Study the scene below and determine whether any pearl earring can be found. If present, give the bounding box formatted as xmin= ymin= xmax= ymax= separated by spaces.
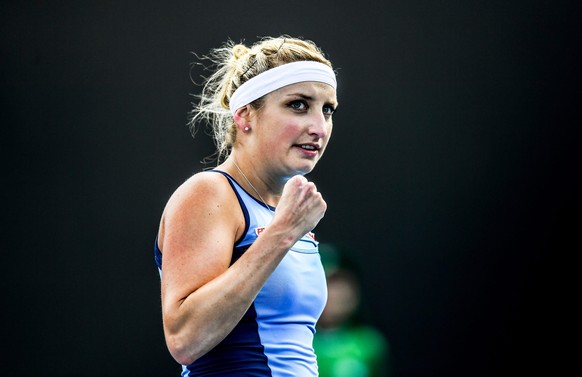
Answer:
xmin=244 ymin=127 xmax=250 ymax=132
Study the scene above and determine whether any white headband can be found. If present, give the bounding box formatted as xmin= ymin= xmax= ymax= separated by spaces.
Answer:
xmin=229 ymin=61 xmax=337 ymax=115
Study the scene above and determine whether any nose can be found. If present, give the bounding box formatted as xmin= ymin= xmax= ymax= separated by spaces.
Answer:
xmin=308 ymin=111 xmax=330 ymax=139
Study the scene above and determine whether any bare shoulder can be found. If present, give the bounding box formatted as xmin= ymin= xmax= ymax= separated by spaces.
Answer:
xmin=167 ymin=171 xmax=232 ymax=209
xmin=164 ymin=171 xmax=236 ymax=213
xmin=159 ymin=171 xmax=242 ymax=251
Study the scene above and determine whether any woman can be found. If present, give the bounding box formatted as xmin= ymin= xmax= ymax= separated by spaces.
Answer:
xmin=154 ymin=35 xmax=339 ymax=376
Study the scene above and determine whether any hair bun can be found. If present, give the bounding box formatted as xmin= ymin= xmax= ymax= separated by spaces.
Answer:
xmin=232 ymin=44 xmax=249 ymax=60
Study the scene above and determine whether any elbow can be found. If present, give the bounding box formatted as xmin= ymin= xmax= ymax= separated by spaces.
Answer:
xmin=162 ymin=302 xmax=222 ymax=365
xmin=163 ymin=305 xmax=204 ymax=365
xmin=166 ymin=332 xmax=201 ymax=366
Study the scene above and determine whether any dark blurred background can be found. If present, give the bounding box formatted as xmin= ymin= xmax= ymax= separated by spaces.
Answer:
xmin=1 ymin=1 xmax=578 ymax=376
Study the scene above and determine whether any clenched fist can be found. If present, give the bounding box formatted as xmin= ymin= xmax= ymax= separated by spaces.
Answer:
xmin=272 ymin=175 xmax=327 ymax=243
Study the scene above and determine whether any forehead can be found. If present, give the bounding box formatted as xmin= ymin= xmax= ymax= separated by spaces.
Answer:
xmin=269 ymin=81 xmax=337 ymax=104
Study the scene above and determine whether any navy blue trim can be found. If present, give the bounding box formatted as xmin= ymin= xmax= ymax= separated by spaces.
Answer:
xmin=208 ymin=170 xmax=252 ymax=247
xmin=183 ymin=301 xmax=272 ymax=376
xmin=297 ymin=237 xmax=318 ymax=248
xmin=154 ymin=235 xmax=162 ymax=269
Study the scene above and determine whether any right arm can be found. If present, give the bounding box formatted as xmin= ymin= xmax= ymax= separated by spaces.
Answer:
xmin=158 ymin=173 xmax=326 ymax=365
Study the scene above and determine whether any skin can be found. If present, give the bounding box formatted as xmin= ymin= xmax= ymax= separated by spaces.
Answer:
xmin=157 ymin=81 xmax=338 ymax=365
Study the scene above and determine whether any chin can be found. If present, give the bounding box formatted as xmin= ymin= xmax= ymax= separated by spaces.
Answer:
xmin=295 ymin=165 xmax=316 ymax=176
xmin=286 ymin=157 xmax=319 ymax=176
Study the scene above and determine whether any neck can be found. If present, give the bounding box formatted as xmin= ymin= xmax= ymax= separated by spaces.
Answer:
xmin=227 ymin=157 xmax=280 ymax=208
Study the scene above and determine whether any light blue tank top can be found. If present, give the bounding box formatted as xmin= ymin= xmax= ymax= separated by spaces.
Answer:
xmin=155 ymin=170 xmax=327 ymax=376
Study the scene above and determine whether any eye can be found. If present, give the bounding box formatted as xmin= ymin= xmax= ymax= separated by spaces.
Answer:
xmin=323 ymin=104 xmax=336 ymax=116
xmin=288 ymin=100 xmax=308 ymax=111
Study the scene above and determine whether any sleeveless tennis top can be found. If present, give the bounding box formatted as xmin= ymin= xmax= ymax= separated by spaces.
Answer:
xmin=154 ymin=170 xmax=327 ymax=376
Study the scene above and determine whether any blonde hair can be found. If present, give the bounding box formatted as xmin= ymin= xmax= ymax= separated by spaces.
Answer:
xmin=188 ymin=35 xmax=334 ymax=164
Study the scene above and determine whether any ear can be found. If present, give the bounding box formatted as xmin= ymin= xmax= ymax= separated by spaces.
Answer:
xmin=233 ymin=105 xmax=252 ymax=133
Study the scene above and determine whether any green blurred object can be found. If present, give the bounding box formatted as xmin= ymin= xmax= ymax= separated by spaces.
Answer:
xmin=314 ymin=325 xmax=391 ymax=377
xmin=315 ymin=243 xmax=392 ymax=377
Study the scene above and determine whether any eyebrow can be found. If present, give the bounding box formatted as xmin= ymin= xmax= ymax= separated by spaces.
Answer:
xmin=286 ymin=93 xmax=338 ymax=106
xmin=286 ymin=93 xmax=314 ymax=100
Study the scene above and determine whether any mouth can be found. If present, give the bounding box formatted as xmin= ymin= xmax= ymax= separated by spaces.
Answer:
xmin=296 ymin=143 xmax=320 ymax=151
